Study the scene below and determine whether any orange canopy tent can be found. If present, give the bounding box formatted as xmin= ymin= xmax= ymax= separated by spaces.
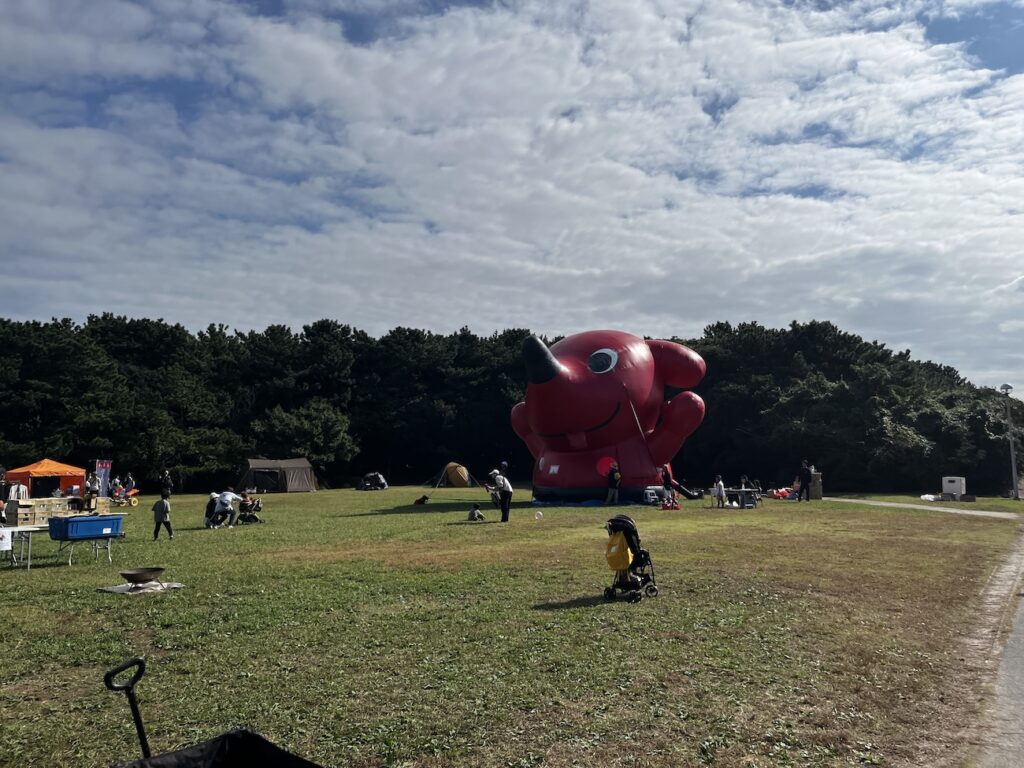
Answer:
xmin=6 ymin=458 xmax=87 ymax=498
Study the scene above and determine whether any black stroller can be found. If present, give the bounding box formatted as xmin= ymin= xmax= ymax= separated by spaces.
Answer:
xmin=603 ymin=514 xmax=658 ymax=603
xmin=237 ymin=496 xmax=264 ymax=524
xmin=105 ymin=658 xmax=322 ymax=767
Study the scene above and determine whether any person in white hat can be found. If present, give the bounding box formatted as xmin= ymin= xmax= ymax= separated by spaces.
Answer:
xmin=486 ymin=468 xmax=514 ymax=523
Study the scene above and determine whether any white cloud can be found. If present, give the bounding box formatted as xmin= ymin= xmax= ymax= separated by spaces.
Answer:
xmin=0 ymin=0 xmax=1021 ymax=388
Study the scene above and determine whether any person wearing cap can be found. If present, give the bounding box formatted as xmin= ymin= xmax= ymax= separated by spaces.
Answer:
xmin=485 ymin=468 xmax=514 ymax=523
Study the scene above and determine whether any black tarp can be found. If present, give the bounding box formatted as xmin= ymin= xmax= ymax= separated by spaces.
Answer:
xmin=114 ymin=729 xmax=323 ymax=768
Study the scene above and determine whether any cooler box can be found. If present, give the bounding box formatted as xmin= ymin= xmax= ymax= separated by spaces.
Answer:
xmin=48 ymin=514 xmax=124 ymax=541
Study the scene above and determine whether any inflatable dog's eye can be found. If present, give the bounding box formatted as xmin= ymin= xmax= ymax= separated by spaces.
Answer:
xmin=587 ymin=348 xmax=618 ymax=374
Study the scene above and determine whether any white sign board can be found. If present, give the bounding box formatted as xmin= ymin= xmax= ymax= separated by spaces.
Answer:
xmin=0 ymin=528 xmax=12 ymax=552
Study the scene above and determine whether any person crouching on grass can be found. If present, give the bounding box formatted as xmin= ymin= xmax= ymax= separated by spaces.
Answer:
xmin=204 ymin=492 xmax=218 ymax=528
xmin=153 ymin=491 xmax=173 ymax=540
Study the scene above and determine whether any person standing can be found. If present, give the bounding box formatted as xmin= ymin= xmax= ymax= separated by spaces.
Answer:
xmin=605 ymin=463 xmax=621 ymax=505
xmin=798 ymin=460 xmax=813 ymax=502
xmin=487 ymin=469 xmax=513 ymax=523
xmin=714 ymin=474 xmax=726 ymax=508
xmin=85 ymin=471 xmax=100 ymax=511
xmin=661 ymin=464 xmax=681 ymax=505
xmin=124 ymin=472 xmax=135 ymax=493
xmin=160 ymin=470 xmax=174 ymax=498
xmin=152 ymin=491 xmax=173 ymax=540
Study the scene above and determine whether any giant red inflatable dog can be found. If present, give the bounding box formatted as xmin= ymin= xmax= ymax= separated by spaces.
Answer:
xmin=512 ymin=330 xmax=706 ymax=502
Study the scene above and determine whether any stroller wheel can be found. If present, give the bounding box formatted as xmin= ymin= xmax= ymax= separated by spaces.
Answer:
xmin=603 ymin=587 xmax=616 ymax=601
xmin=644 ymin=584 xmax=659 ymax=598
xmin=627 ymin=591 xmax=643 ymax=604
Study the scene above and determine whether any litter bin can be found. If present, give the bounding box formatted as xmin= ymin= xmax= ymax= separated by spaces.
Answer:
xmin=810 ymin=472 xmax=823 ymax=500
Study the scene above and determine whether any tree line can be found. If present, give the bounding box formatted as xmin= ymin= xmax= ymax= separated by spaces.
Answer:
xmin=0 ymin=315 xmax=1019 ymax=495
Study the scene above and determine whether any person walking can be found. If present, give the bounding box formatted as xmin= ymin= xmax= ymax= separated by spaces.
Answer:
xmin=486 ymin=469 xmax=513 ymax=523
xmin=798 ymin=460 xmax=813 ymax=502
xmin=152 ymin=491 xmax=173 ymax=540
xmin=605 ymin=463 xmax=621 ymax=505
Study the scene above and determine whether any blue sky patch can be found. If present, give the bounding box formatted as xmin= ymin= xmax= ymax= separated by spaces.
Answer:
xmin=925 ymin=2 xmax=1024 ymax=75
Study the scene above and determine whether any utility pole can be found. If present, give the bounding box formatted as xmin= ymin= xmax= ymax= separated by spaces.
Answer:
xmin=1000 ymin=384 xmax=1020 ymax=501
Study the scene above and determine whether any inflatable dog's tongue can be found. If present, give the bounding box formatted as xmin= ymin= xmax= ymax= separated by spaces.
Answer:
xmin=511 ymin=330 xmax=705 ymax=503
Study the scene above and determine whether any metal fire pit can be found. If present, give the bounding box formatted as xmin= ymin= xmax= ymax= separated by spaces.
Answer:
xmin=120 ymin=568 xmax=166 ymax=589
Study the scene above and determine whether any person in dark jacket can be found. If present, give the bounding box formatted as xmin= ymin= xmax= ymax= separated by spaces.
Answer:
xmin=605 ymin=463 xmax=621 ymax=505
xmin=798 ymin=460 xmax=812 ymax=502
xmin=204 ymin=493 xmax=219 ymax=528
xmin=160 ymin=470 xmax=174 ymax=498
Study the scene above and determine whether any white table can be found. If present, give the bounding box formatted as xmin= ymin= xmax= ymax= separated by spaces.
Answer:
xmin=1 ymin=525 xmax=48 ymax=570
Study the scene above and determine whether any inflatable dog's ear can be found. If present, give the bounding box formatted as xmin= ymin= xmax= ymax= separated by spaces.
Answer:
xmin=646 ymin=339 xmax=705 ymax=396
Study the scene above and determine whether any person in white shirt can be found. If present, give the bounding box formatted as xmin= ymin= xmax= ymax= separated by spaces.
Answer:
xmin=215 ymin=488 xmax=243 ymax=528
xmin=84 ymin=472 xmax=100 ymax=510
xmin=713 ymin=474 xmax=726 ymax=509
xmin=486 ymin=469 xmax=513 ymax=523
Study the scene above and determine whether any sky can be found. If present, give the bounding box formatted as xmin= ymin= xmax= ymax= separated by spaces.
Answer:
xmin=1 ymin=0 xmax=1022 ymax=393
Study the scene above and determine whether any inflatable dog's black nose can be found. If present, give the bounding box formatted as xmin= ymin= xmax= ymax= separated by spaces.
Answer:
xmin=523 ymin=335 xmax=561 ymax=385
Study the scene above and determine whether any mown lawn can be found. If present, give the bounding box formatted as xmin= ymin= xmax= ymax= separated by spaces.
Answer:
xmin=1 ymin=490 xmax=1019 ymax=767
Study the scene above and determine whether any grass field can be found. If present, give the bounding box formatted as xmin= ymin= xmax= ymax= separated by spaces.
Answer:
xmin=2 ymin=490 xmax=1020 ymax=767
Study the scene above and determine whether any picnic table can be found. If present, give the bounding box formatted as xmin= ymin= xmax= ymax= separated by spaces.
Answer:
xmin=1 ymin=524 xmax=49 ymax=570
xmin=724 ymin=487 xmax=760 ymax=508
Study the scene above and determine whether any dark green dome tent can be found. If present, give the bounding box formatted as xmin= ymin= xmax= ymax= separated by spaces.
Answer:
xmin=237 ymin=458 xmax=318 ymax=493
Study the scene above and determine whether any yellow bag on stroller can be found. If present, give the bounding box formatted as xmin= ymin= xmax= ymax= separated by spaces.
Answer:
xmin=605 ymin=531 xmax=633 ymax=571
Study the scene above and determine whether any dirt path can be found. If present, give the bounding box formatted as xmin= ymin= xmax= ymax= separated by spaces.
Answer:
xmin=970 ymin=533 xmax=1024 ymax=767
xmin=824 ymin=496 xmax=1019 ymax=520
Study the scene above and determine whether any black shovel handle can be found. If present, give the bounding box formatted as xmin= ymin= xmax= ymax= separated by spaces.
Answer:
xmin=105 ymin=658 xmax=151 ymax=758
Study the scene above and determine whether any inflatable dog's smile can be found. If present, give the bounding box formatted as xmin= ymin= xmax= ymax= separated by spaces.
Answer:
xmin=512 ymin=330 xmax=706 ymax=502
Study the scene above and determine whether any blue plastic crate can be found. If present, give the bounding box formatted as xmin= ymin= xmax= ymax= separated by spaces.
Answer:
xmin=48 ymin=514 xmax=124 ymax=541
